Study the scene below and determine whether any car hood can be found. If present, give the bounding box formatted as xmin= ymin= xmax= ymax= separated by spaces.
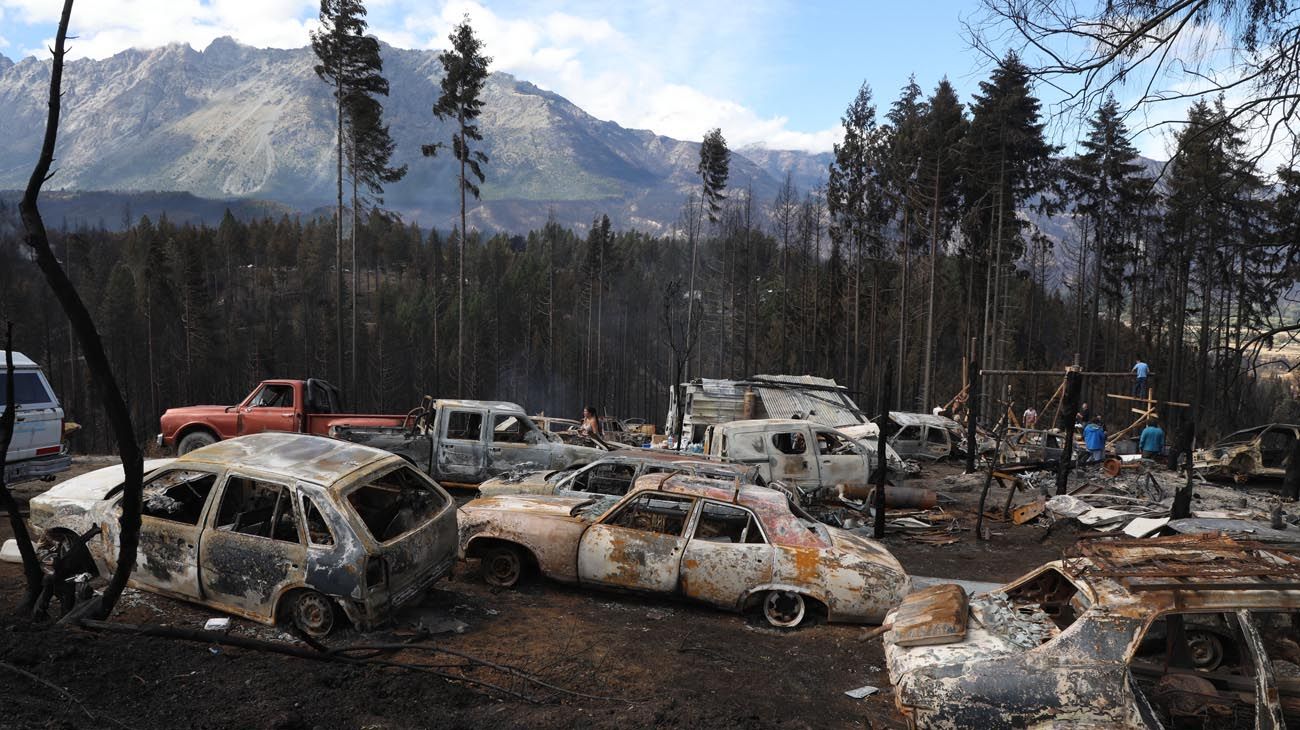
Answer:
xmin=161 ymin=405 xmax=231 ymax=421
xmin=477 ymin=471 xmax=558 ymax=497
xmin=461 ymin=493 xmax=597 ymax=521
xmin=32 ymin=459 xmax=174 ymax=508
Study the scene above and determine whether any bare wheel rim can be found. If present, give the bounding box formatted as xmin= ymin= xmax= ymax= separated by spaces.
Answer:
xmin=1188 ymin=632 xmax=1224 ymax=670
xmin=763 ymin=591 xmax=806 ymax=628
xmin=292 ymin=591 xmax=335 ymax=636
xmin=484 ymin=549 xmax=521 ymax=587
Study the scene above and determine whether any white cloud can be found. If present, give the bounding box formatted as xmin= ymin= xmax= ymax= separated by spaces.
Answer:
xmin=0 ymin=0 xmax=839 ymax=152
xmin=374 ymin=0 xmax=837 ymax=151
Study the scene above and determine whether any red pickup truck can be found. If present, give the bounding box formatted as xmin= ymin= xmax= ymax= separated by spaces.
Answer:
xmin=157 ymin=379 xmax=408 ymax=454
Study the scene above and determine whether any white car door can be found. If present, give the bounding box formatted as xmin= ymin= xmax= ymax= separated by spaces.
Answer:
xmin=3 ymin=366 xmax=62 ymax=463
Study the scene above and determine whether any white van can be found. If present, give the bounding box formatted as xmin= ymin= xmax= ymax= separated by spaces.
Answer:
xmin=2 ymin=351 xmax=71 ymax=484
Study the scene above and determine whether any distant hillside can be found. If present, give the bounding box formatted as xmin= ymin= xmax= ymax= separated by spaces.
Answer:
xmin=0 ymin=39 xmax=827 ymax=234
xmin=0 ymin=190 xmax=293 ymax=231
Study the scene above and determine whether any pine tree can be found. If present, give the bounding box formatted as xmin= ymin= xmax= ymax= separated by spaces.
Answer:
xmin=960 ymin=53 xmax=1056 ymax=389
xmin=918 ymin=78 xmax=966 ymax=409
xmin=423 ymin=15 xmax=490 ymax=395
xmin=311 ymin=0 xmax=377 ymax=387
xmin=1063 ymin=95 xmax=1145 ymax=369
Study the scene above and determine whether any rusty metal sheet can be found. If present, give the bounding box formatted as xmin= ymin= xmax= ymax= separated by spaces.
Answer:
xmin=889 ymin=583 xmax=969 ymax=647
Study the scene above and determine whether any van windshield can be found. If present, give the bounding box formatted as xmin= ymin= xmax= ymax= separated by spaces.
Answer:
xmin=0 ymin=372 xmax=54 ymax=407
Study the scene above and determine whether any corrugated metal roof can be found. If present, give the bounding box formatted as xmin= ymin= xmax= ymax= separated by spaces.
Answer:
xmin=753 ymin=382 xmax=865 ymax=427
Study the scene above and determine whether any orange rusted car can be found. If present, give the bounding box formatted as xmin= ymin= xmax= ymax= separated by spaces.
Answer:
xmin=458 ymin=474 xmax=910 ymax=628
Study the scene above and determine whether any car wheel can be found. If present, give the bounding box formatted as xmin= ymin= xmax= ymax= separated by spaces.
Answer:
xmin=1187 ymin=631 xmax=1225 ymax=671
xmin=177 ymin=431 xmax=217 ymax=455
xmin=287 ymin=590 xmax=336 ymax=637
xmin=762 ymin=590 xmax=806 ymax=628
xmin=481 ymin=544 xmax=524 ymax=588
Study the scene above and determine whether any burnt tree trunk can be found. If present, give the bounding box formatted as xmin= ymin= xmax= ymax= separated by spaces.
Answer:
xmin=1283 ymin=437 xmax=1300 ymax=502
xmin=18 ymin=0 xmax=143 ymax=621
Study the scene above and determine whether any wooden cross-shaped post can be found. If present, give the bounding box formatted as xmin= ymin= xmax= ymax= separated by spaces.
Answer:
xmin=1103 ymin=389 xmax=1189 ymax=445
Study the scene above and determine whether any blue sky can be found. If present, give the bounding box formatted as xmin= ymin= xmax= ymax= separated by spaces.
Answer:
xmin=0 ymin=0 xmax=1009 ymax=153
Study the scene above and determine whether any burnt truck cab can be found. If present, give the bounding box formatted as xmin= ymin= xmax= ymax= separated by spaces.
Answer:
xmin=26 ymin=433 xmax=457 ymax=636
xmin=334 ymin=399 xmax=607 ymax=488
xmin=704 ymin=419 xmax=892 ymax=499
xmin=885 ymin=535 xmax=1300 ymax=729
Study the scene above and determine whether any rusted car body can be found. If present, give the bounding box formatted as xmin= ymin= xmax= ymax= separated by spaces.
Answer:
xmin=477 ymin=453 xmax=760 ymax=499
xmin=1194 ymin=423 xmax=1299 ymax=481
xmin=1001 ymin=427 xmax=1087 ymax=465
xmin=459 ymin=474 xmax=910 ymax=627
xmin=23 ymin=433 xmax=457 ymax=635
xmin=885 ymin=534 xmax=1300 ymax=729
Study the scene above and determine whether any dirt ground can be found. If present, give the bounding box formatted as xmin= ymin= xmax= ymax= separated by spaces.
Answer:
xmin=0 ymin=456 xmax=1242 ymax=729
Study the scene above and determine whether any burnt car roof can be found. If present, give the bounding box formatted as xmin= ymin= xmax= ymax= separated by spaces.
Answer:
xmin=176 ymin=433 xmax=396 ymax=486
xmin=1058 ymin=534 xmax=1300 ymax=617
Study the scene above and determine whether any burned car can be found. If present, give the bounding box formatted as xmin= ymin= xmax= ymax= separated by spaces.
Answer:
xmin=477 ymin=452 xmax=761 ymax=499
xmin=1194 ymin=423 xmax=1299 ymax=481
xmin=20 ymin=433 xmax=457 ymax=636
xmin=885 ymin=534 xmax=1300 ymax=729
xmin=459 ymin=474 xmax=910 ymax=628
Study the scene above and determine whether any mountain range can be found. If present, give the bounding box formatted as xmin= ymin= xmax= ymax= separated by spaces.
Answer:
xmin=0 ymin=38 xmax=832 ymax=233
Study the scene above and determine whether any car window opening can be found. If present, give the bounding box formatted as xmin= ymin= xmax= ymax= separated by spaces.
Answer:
xmin=0 ymin=372 xmax=55 ymax=407
xmin=141 ymin=470 xmax=216 ymax=525
xmin=607 ymin=493 xmax=693 ymax=536
xmin=446 ymin=411 xmax=483 ymax=441
xmin=348 ymin=466 xmax=449 ymax=542
xmin=301 ymin=495 xmax=335 ymax=546
xmin=772 ymin=432 xmax=807 ymax=455
xmin=216 ymin=477 xmax=301 ymax=542
xmin=695 ymin=502 xmax=764 ymax=544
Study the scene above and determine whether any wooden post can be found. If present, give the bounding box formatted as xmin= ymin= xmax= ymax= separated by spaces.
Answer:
xmin=1055 ymin=369 xmax=1081 ymax=495
xmin=965 ymin=343 xmax=980 ymax=475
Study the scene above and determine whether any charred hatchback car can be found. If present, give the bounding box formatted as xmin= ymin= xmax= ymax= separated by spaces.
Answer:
xmin=459 ymin=474 xmax=910 ymax=628
xmin=20 ymin=433 xmax=457 ymax=636
xmin=885 ymin=534 xmax=1300 ymax=729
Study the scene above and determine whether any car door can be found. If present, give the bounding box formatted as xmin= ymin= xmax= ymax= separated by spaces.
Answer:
xmin=2 ymin=367 xmax=60 ymax=462
xmin=199 ymin=473 xmax=307 ymax=620
xmin=923 ymin=426 xmax=951 ymax=459
xmin=577 ymin=491 xmax=695 ymax=594
xmin=435 ymin=408 xmax=486 ymax=483
xmin=764 ymin=427 xmax=822 ymax=490
xmin=813 ymin=428 xmax=869 ymax=488
xmin=890 ymin=425 xmax=925 ymax=459
xmin=129 ymin=467 xmax=220 ymax=599
xmin=486 ymin=412 xmax=555 ymax=472
xmin=1258 ymin=427 xmax=1294 ymax=475
xmin=679 ymin=500 xmax=773 ymax=609
xmin=237 ymin=382 xmax=298 ymax=436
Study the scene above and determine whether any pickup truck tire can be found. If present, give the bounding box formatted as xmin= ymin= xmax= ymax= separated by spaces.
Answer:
xmin=285 ymin=589 xmax=336 ymax=637
xmin=480 ymin=544 xmax=525 ymax=588
xmin=177 ymin=430 xmax=217 ymax=455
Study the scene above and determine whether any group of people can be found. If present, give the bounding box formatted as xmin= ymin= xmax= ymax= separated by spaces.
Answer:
xmin=1014 ymin=357 xmax=1165 ymax=467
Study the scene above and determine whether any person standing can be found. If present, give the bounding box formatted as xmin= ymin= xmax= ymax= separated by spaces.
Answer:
xmin=1022 ymin=406 xmax=1038 ymax=429
xmin=1084 ymin=416 xmax=1106 ymax=465
xmin=1139 ymin=419 xmax=1165 ymax=461
xmin=1077 ymin=402 xmax=1092 ymax=425
xmin=1132 ymin=358 xmax=1150 ymax=397
xmin=580 ymin=406 xmax=603 ymax=438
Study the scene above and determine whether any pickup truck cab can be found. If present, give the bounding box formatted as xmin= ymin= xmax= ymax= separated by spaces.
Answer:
xmin=704 ymin=419 xmax=890 ymax=498
xmin=334 ymin=399 xmax=608 ymax=488
xmin=2 ymin=351 xmax=72 ymax=484
xmin=158 ymin=379 xmax=407 ymax=454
